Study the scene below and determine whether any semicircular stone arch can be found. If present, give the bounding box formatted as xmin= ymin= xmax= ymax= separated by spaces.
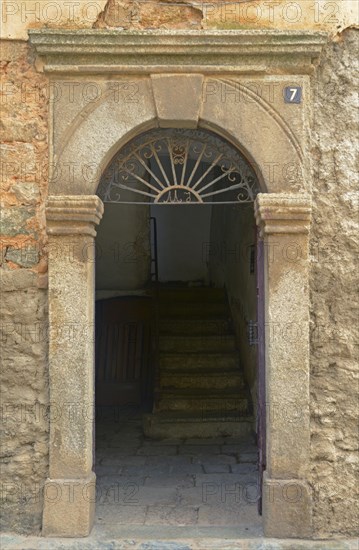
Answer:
xmin=51 ymin=75 xmax=306 ymax=197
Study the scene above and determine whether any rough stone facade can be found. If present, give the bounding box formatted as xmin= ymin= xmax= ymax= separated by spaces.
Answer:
xmin=0 ymin=3 xmax=358 ymax=540
xmin=309 ymin=28 xmax=359 ymax=538
xmin=0 ymin=43 xmax=50 ymax=533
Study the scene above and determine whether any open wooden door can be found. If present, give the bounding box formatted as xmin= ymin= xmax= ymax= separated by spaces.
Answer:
xmin=256 ymin=229 xmax=266 ymax=514
xmin=95 ymin=296 xmax=154 ymax=409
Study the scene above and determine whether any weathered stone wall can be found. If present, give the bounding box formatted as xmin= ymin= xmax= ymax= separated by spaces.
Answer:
xmin=0 ymin=41 xmax=49 ymax=533
xmin=0 ymin=11 xmax=358 ymax=539
xmin=309 ymin=28 xmax=359 ymax=538
xmin=1 ymin=0 xmax=357 ymax=38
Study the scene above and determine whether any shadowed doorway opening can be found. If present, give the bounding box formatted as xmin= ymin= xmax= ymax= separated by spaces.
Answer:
xmin=93 ymin=128 xmax=263 ymax=532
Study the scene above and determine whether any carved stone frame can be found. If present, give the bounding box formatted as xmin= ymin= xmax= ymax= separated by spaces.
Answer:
xmin=29 ymin=30 xmax=326 ymax=538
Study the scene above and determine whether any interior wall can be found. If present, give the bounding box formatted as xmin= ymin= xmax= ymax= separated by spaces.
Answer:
xmin=209 ymin=203 xmax=258 ymax=413
xmin=95 ymin=203 xmax=151 ymax=291
xmin=151 ymin=204 xmax=212 ymax=283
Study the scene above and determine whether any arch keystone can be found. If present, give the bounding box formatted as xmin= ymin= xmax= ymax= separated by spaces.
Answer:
xmin=151 ymin=74 xmax=203 ymax=129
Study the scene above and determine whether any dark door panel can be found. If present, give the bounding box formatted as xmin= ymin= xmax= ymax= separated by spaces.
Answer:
xmin=95 ymin=296 xmax=154 ymax=408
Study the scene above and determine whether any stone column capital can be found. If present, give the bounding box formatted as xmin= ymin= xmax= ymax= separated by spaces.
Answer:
xmin=254 ymin=193 xmax=312 ymax=236
xmin=46 ymin=195 xmax=104 ymax=237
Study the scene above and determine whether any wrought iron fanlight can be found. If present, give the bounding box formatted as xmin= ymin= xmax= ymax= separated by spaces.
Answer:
xmin=97 ymin=129 xmax=260 ymax=205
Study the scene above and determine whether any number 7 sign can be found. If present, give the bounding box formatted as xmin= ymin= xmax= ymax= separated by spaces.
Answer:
xmin=284 ymin=86 xmax=302 ymax=104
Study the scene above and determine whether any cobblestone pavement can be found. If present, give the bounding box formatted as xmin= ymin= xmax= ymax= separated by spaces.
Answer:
xmin=94 ymin=414 xmax=262 ymax=532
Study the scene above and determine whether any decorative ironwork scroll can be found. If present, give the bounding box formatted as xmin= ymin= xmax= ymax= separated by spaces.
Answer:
xmin=97 ymin=129 xmax=260 ymax=205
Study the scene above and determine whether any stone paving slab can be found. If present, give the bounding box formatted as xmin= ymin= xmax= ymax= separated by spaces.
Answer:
xmin=95 ymin=464 xmax=123 ymax=475
xmin=178 ymin=445 xmax=221 ymax=455
xmin=145 ymin=456 xmax=192 ymax=466
xmin=102 ymin=455 xmax=147 ymax=466
xmin=197 ymin=503 xmax=261 ymax=528
xmin=194 ymin=473 xmax=257 ymax=487
xmin=96 ymin=484 xmax=147 ymax=507
xmin=220 ymin=445 xmax=244 ymax=454
xmin=108 ymin=438 xmax=143 ymax=448
xmin=230 ymin=464 xmax=257 ymax=474
xmin=203 ymin=464 xmax=231 ymax=473
xmin=221 ymin=436 xmax=256 ymax=445
xmin=97 ymin=445 xmax=142 ymax=456
xmin=2 ymin=531 xmax=357 ymax=549
xmin=96 ymin=475 xmax=147 ymax=486
xmin=122 ymin=465 xmax=172 ymax=476
xmin=177 ymin=485 xmax=211 ymax=506
xmin=184 ymin=437 xmax=226 ymax=445
xmin=107 ymin=445 xmax=145 ymax=453
xmin=138 ymin=445 xmax=178 ymax=456
xmin=144 ymin=475 xmax=195 ymax=488
xmin=192 ymin=454 xmax=237 ymax=465
xmin=237 ymin=452 xmax=257 ymax=463
xmin=133 ymin=486 xmax=179 ymax=506
xmin=96 ymin=504 xmax=148 ymax=525
xmin=144 ymin=505 xmax=199 ymax=526
xmin=168 ymin=464 xmax=205 ymax=475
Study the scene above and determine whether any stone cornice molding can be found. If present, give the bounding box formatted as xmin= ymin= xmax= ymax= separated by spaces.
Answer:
xmin=28 ymin=29 xmax=327 ymax=75
xmin=46 ymin=195 xmax=104 ymax=236
xmin=255 ymin=193 xmax=312 ymax=235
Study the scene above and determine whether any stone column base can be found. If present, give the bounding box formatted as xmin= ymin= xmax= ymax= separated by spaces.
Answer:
xmin=263 ymin=471 xmax=312 ymax=538
xmin=42 ymin=472 xmax=96 ymax=537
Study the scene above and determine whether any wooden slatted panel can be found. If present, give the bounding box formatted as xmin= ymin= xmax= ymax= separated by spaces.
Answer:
xmin=95 ymin=297 xmax=154 ymax=407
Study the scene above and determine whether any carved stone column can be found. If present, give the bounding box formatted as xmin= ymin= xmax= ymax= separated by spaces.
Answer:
xmin=254 ymin=193 xmax=312 ymax=538
xmin=42 ymin=196 xmax=103 ymax=537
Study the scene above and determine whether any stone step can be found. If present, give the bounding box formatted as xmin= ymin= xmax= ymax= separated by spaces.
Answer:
xmin=159 ymin=317 xmax=233 ymax=336
xmin=147 ymin=286 xmax=254 ymax=441
xmin=160 ymin=352 xmax=239 ymax=371
xmin=157 ymin=389 xmax=249 ymax=413
xmin=158 ymin=287 xmax=226 ymax=303
xmin=159 ymin=301 xmax=228 ymax=317
xmin=143 ymin=411 xmax=254 ymax=439
xmin=159 ymin=335 xmax=237 ymax=353
xmin=160 ymin=369 xmax=245 ymax=390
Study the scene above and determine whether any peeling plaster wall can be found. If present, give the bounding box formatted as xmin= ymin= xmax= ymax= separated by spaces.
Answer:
xmin=0 ymin=4 xmax=358 ymax=538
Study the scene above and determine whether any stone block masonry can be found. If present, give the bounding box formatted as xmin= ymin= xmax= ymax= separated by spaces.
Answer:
xmin=309 ymin=28 xmax=359 ymax=539
xmin=1 ymin=41 xmax=49 ymax=534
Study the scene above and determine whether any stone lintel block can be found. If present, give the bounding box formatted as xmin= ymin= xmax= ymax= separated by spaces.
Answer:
xmin=255 ymin=193 xmax=312 ymax=235
xmin=46 ymin=195 xmax=104 ymax=236
xmin=28 ymin=30 xmax=327 ymax=76
xmin=151 ymin=74 xmax=203 ymax=129
xmin=42 ymin=472 xmax=96 ymax=537
xmin=263 ymin=472 xmax=312 ymax=538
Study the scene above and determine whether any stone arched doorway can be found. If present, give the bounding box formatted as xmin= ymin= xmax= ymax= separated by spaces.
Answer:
xmin=93 ymin=126 xmax=263 ymax=531
xmin=31 ymin=29 xmax=320 ymax=539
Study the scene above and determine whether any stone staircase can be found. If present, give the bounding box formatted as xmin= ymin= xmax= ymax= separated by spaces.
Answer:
xmin=143 ymin=286 xmax=254 ymax=439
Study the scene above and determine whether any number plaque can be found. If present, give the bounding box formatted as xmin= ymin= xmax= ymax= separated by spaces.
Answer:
xmin=284 ymin=86 xmax=302 ymax=104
